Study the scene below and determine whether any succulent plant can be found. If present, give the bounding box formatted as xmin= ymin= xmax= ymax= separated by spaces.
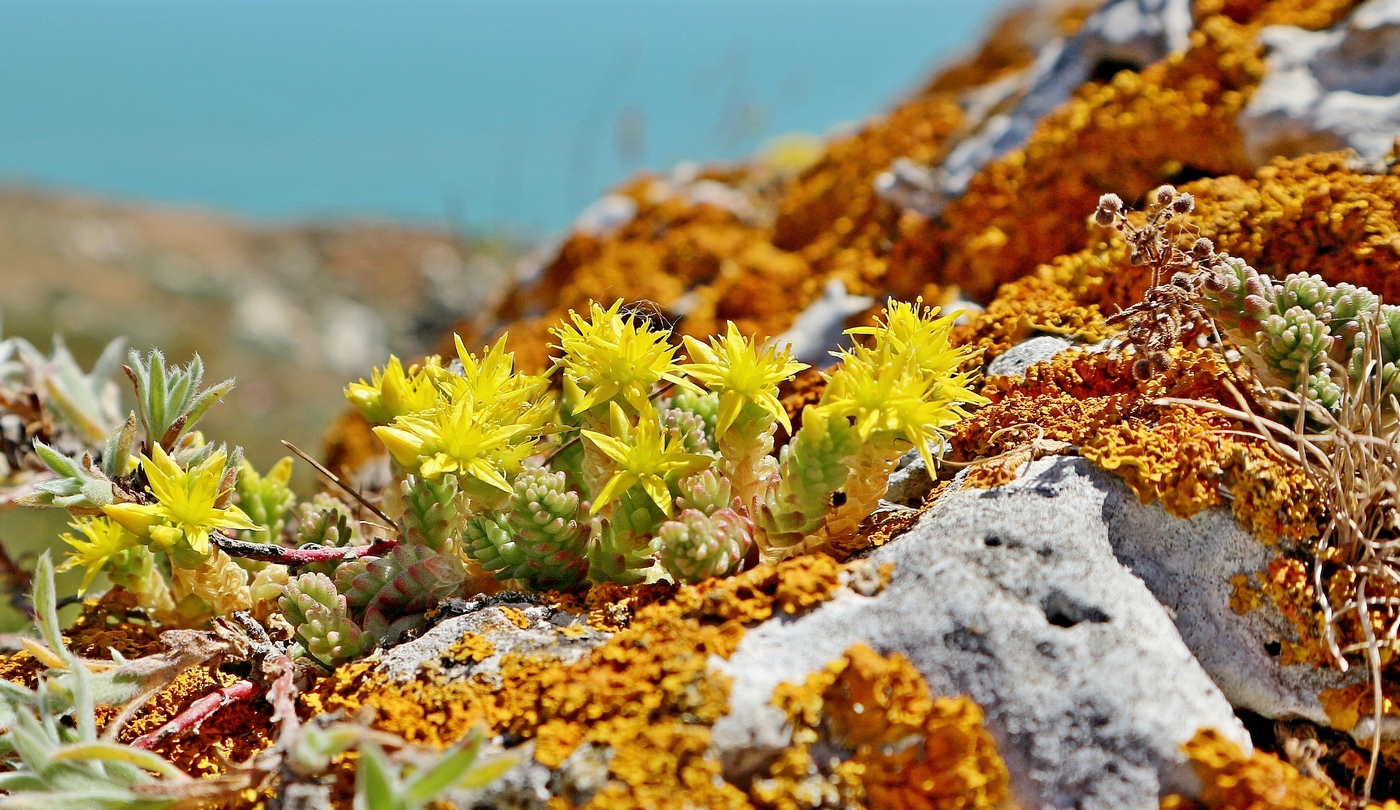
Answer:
xmin=338 ymin=544 xmax=466 ymax=641
xmin=463 ymin=468 xmax=589 ymax=590
xmin=236 ymin=456 xmax=296 ymax=544
xmin=1200 ymin=260 xmax=1400 ymax=418
xmin=0 ymin=554 xmax=192 ymax=809
xmin=354 ymin=728 xmax=512 ymax=810
xmin=675 ymin=468 xmax=733 ymax=516
xmin=296 ymin=495 xmax=359 ymax=549
xmin=755 ymin=406 xmax=860 ymax=557
xmin=124 ymin=348 xmax=234 ymax=450
xmin=281 ymin=572 xmax=370 ymax=666
xmin=658 ymin=507 xmax=753 ymax=584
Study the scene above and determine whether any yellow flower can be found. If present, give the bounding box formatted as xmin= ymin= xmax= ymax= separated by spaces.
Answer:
xmin=820 ymin=306 xmax=988 ymax=473
xmin=682 ymin=322 xmax=808 ymax=437
xmin=375 ymin=396 xmax=535 ymax=493
xmin=552 ymin=300 xmax=697 ymax=415
xmin=445 ymin=333 xmax=555 ymax=432
xmin=821 ymin=355 xmax=985 ymax=472
xmin=59 ymin=517 xmax=140 ymax=593
xmin=582 ymin=402 xmax=712 ymax=517
xmin=102 ymin=444 xmax=258 ymax=567
xmin=845 ymin=297 xmax=967 ymax=376
xmin=345 ymin=355 xmax=443 ymax=425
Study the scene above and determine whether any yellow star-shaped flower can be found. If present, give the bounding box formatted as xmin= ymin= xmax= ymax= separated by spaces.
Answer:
xmin=102 ymin=444 xmax=258 ymax=567
xmin=682 ymin=322 xmax=808 ymax=437
xmin=345 ymin=354 xmax=444 ymax=425
xmin=59 ymin=516 xmax=140 ymax=593
xmin=552 ymin=300 xmax=698 ymax=415
xmin=582 ymin=402 xmax=712 ymax=517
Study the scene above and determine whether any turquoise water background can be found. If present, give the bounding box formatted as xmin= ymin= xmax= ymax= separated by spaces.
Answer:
xmin=0 ymin=0 xmax=999 ymax=234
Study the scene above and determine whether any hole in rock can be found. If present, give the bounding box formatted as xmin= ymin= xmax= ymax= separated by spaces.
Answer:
xmin=1087 ymin=56 xmax=1141 ymax=85
xmin=1042 ymin=590 xmax=1110 ymax=628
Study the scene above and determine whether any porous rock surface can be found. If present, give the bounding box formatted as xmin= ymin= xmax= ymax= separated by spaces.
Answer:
xmin=1242 ymin=0 xmax=1400 ymax=164
xmin=711 ymin=456 xmax=1248 ymax=810
xmin=377 ymin=598 xmax=608 ymax=685
xmin=1102 ymin=468 xmax=1356 ymax=727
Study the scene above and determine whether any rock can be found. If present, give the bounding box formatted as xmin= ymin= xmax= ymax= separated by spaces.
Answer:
xmin=771 ymin=278 xmax=875 ymax=365
xmin=571 ymin=194 xmax=637 ymax=238
xmin=376 ymin=599 xmax=608 ymax=685
xmin=883 ymin=446 xmax=936 ymax=506
xmin=878 ymin=0 xmax=1194 ymax=215
xmin=986 ymin=334 xmax=1076 ymax=378
xmin=712 ymin=456 xmax=1249 ymax=810
xmin=1242 ymin=0 xmax=1400 ymax=165
xmin=1102 ymin=470 xmax=1356 ymax=726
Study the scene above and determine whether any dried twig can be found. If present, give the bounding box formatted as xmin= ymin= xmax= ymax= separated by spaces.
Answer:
xmin=131 ymin=679 xmax=259 ymax=750
xmin=212 ymin=531 xmax=397 ymax=566
xmin=281 ymin=440 xmax=393 ymax=526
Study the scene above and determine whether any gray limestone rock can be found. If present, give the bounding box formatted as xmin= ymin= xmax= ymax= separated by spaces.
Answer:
xmin=1242 ymin=0 xmax=1400 ymax=165
xmin=712 ymin=456 xmax=1248 ymax=810
xmin=883 ymin=446 xmax=937 ymax=507
xmin=771 ymin=278 xmax=875 ymax=365
xmin=1102 ymin=474 xmax=1355 ymax=727
xmin=376 ymin=600 xmax=608 ymax=685
xmin=986 ymin=334 xmax=1076 ymax=378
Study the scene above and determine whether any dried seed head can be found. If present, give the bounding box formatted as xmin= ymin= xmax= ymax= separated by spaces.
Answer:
xmin=1133 ymin=357 xmax=1154 ymax=380
xmin=1192 ymin=237 xmax=1214 ymax=259
xmin=1156 ymin=185 xmax=1177 ymax=205
xmin=1204 ymin=271 xmax=1228 ymax=292
xmin=1094 ymin=193 xmax=1122 ymax=226
xmin=1150 ymin=351 xmax=1172 ymax=374
xmin=1171 ymin=192 xmax=1195 ymax=215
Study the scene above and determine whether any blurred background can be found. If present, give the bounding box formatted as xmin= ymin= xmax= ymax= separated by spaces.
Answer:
xmin=0 ymin=0 xmax=1002 ymax=610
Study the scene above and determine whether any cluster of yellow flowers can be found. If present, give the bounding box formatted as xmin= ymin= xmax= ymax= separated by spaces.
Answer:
xmin=347 ymin=298 xmax=984 ymax=574
xmin=358 ymin=337 xmax=552 ymax=503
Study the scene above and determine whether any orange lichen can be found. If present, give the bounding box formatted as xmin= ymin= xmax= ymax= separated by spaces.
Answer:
xmin=1027 ymin=151 xmax=1400 ymax=319
xmin=1161 ymin=728 xmax=1341 ymax=809
xmin=911 ymin=13 xmax=1266 ymax=300
xmin=446 ymin=632 xmax=496 ymax=665
xmin=951 ymin=347 xmax=1320 ymax=543
xmin=760 ymin=643 xmax=1009 ymax=810
xmin=115 ymin=663 xmax=273 ymax=778
xmin=1229 ymin=573 xmax=1264 ymax=615
xmin=304 ymin=555 xmax=854 ymax=809
xmin=500 ymin=606 xmax=531 ymax=630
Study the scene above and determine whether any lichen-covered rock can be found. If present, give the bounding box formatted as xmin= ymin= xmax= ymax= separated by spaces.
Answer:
xmin=984 ymin=334 xmax=1076 ymax=378
xmin=712 ymin=456 xmax=1251 ymax=810
xmin=879 ymin=0 xmax=1196 ymax=214
xmin=1096 ymin=459 xmax=1357 ymax=725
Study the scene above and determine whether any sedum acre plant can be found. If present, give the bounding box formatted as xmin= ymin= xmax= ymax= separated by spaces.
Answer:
xmin=353 ymin=297 xmax=985 ymax=587
xmin=13 ymin=297 xmax=985 ymax=668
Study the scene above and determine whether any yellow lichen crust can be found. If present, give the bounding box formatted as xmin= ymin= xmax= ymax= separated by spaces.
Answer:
xmin=302 ymin=555 xmax=855 ymax=809
xmin=951 ymin=347 xmax=1320 ymax=544
xmin=1160 ymin=728 xmax=1340 ymax=809
xmin=758 ymin=643 xmax=1010 ymax=810
xmin=919 ymin=14 xmax=1265 ymax=300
